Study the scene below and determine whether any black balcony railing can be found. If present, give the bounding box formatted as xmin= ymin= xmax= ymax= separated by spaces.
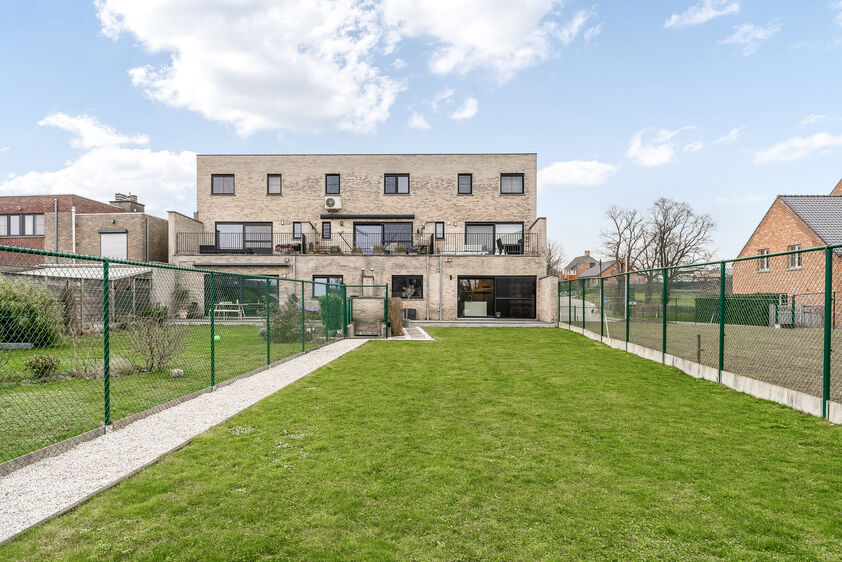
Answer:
xmin=176 ymin=231 xmax=540 ymax=256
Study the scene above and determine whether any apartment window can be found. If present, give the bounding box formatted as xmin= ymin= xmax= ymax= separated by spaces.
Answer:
xmin=465 ymin=222 xmax=524 ymax=254
xmin=500 ymin=173 xmax=524 ymax=194
xmin=392 ymin=275 xmax=424 ymax=299
xmin=384 ymin=173 xmax=410 ymax=195
xmin=215 ymin=222 xmax=272 ymax=253
xmin=435 ymin=222 xmax=445 ymax=240
xmin=757 ymin=249 xmax=770 ymax=272
xmin=293 ymin=222 xmax=302 ymax=239
xmin=788 ymin=244 xmax=802 ymax=269
xmin=325 ymin=174 xmax=340 ymax=195
xmin=0 ymin=214 xmax=44 ymax=236
xmin=353 ymin=222 xmax=412 ymax=254
xmin=313 ymin=275 xmax=343 ymax=297
xmin=322 ymin=221 xmax=331 ymax=240
xmin=267 ymin=174 xmax=282 ymax=195
xmin=211 ymin=174 xmax=235 ymax=195
xmin=100 ymin=230 xmax=128 ymax=260
xmin=458 ymin=174 xmax=472 ymax=195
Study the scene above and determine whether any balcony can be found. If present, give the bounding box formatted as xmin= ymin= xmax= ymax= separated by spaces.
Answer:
xmin=175 ymin=232 xmax=540 ymax=257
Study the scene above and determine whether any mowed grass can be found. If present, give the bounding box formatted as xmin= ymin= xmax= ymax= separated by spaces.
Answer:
xmin=0 ymin=324 xmax=306 ymax=463
xmin=3 ymin=327 xmax=842 ymax=560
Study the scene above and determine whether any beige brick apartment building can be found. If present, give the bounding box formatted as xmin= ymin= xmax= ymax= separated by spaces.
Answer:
xmin=168 ymin=154 xmax=554 ymax=321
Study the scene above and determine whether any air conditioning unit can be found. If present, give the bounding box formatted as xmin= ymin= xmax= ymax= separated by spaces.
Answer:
xmin=324 ymin=196 xmax=341 ymax=210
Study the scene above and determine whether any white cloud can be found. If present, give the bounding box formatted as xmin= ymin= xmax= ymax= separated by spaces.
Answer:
xmin=0 ymin=146 xmax=9 ymax=153
xmin=584 ymin=23 xmax=603 ymax=43
xmin=626 ymin=127 xmax=691 ymax=166
xmin=0 ymin=113 xmax=194 ymax=216
xmin=664 ymin=0 xmax=739 ymax=29
xmin=754 ymin=132 xmax=842 ymax=163
xmin=832 ymin=1 xmax=842 ymax=26
xmin=538 ymin=160 xmax=618 ymax=190
xmin=407 ymin=112 xmax=430 ymax=129
xmin=683 ymin=141 xmax=704 ymax=152
xmin=720 ymin=22 xmax=780 ymax=55
xmin=801 ymin=114 xmax=828 ymax=125
xmin=557 ymin=9 xmax=593 ymax=45
xmin=431 ymin=89 xmax=454 ymax=113
xmin=451 ymin=97 xmax=478 ymax=120
xmin=714 ymin=126 xmax=743 ymax=144
xmin=392 ymin=58 xmax=407 ymax=69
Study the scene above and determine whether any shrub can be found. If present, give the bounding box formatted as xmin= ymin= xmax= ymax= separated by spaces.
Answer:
xmin=26 ymin=355 xmax=60 ymax=381
xmin=126 ymin=309 xmax=186 ymax=372
xmin=268 ymin=294 xmax=302 ymax=343
xmin=317 ymin=293 xmax=344 ymax=334
xmin=0 ymin=278 xmax=63 ymax=347
xmin=389 ymin=297 xmax=404 ymax=337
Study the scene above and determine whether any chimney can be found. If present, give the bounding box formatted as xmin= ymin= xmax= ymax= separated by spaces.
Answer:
xmin=584 ymin=250 xmax=590 ymax=257
xmin=109 ymin=193 xmax=145 ymax=213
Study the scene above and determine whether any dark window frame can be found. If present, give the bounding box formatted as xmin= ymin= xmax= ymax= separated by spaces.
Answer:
xmin=464 ymin=221 xmax=525 ymax=254
xmin=384 ymin=173 xmax=410 ymax=195
xmin=457 ymin=275 xmax=536 ymax=319
xmin=313 ymin=274 xmax=343 ymax=297
xmin=267 ymin=174 xmax=282 ymax=195
xmin=0 ymin=213 xmax=45 ymax=237
xmin=500 ymin=173 xmax=524 ymax=195
xmin=322 ymin=221 xmax=331 ymax=240
xmin=392 ymin=275 xmax=424 ymax=300
xmin=292 ymin=222 xmax=302 ymax=240
xmin=435 ymin=222 xmax=445 ymax=240
xmin=457 ymin=173 xmax=473 ymax=195
xmin=211 ymin=174 xmax=235 ymax=195
xmin=325 ymin=174 xmax=340 ymax=195
xmin=214 ymin=221 xmax=273 ymax=252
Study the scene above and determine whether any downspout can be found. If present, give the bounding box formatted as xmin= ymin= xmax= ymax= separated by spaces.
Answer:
xmin=439 ymin=254 xmax=443 ymax=320
xmin=71 ymin=206 xmax=76 ymax=255
xmin=145 ymin=217 xmax=149 ymax=262
xmin=425 ymin=253 xmax=430 ymax=320
xmin=53 ymin=198 xmax=58 ymax=263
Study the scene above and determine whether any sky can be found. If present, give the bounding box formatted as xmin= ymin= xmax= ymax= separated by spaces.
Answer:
xmin=1 ymin=0 xmax=841 ymax=261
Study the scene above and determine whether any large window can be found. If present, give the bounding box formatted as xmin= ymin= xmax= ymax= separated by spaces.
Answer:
xmin=458 ymin=276 xmax=536 ymax=318
xmin=757 ymin=248 xmax=770 ymax=272
xmin=0 ymin=214 xmax=44 ymax=236
xmin=267 ymin=174 xmax=282 ymax=195
xmin=384 ymin=174 xmax=410 ymax=194
xmin=354 ymin=222 xmax=413 ymax=253
xmin=100 ymin=231 xmax=128 ymax=259
xmin=313 ymin=275 xmax=343 ymax=297
xmin=465 ymin=222 xmax=524 ymax=254
xmin=788 ymin=244 xmax=802 ymax=269
xmin=458 ymin=173 xmax=472 ymax=194
xmin=211 ymin=174 xmax=235 ymax=195
xmin=500 ymin=173 xmax=524 ymax=194
xmin=392 ymin=275 xmax=423 ymax=299
xmin=292 ymin=222 xmax=302 ymax=239
xmin=215 ymin=222 xmax=272 ymax=253
xmin=325 ymin=174 xmax=340 ymax=195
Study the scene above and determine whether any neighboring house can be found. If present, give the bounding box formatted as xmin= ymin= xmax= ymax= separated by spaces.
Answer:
xmin=0 ymin=193 xmax=167 ymax=265
xmin=578 ymin=260 xmax=617 ymax=286
xmin=168 ymin=153 xmax=552 ymax=321
xmin=732 ymin=184 xmax=842 ymax=324
xmin=563 ymin=251 xmax=597 ymax=280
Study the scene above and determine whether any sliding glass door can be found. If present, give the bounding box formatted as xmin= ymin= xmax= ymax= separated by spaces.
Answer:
xmin=464 ymin=223 xmax=524 ymax=255
xmin=458 ymin=276 xmax=536 ymax=318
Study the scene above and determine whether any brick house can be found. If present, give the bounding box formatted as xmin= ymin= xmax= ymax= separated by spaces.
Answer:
xmin=0 ymin=193 xmax=167 ymax=264
xmin=168 ymin=153 xmax=553 ymax=321
xmin=563 ymin=251 xmax=597 ymax=280
xmin=732 ymin=182 xmax=842 ymax=324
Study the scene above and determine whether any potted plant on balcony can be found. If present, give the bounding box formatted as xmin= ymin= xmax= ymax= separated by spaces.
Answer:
xmin=330 ymin=245 xmax=341 ymax=254
xmin=395 ymin=244 xmax=407 ymax=255
xmin=373 ymin=244 xmax=385 ymax=254
xmin=352 ymin=246 xmax=361 ymax=254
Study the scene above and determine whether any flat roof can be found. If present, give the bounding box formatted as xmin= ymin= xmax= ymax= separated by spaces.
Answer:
xmin=196 ymin=152 xmax=537 ymax=157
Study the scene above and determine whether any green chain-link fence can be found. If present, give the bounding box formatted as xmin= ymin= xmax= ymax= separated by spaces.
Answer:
xmin=560 ymin=245 xmax=842 ymax=420
xmin=0 ymin=244 xmax=349 ymax=471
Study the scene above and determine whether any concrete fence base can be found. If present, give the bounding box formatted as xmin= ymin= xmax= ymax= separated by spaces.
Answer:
xmin=560 ymin=324 xmax=842 ymax=425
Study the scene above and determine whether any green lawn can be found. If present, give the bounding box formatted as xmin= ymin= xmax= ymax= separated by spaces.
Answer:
xmin=0 ymin=324 xmax=311 ymax=463
xmin=3 ymin=328 xmax=841 ymax=559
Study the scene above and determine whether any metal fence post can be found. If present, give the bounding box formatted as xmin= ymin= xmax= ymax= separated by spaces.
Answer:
xmin=581 ymin=278 xmax=586 ymax=332
xmin=662 ymin=268 xmax=667 ymax=363
xmin=557 ymin=281 xmax=561 ymax=328
xmin=103 ymin=260 xmax=111 ymax=428
xmin=265 ymin=279 xmax=271 ymax=365
xmin=568 ymin=281 xmax=572 ymax=328
xmin=301 ymin=281 xmax=306 ymax=352
xmin=325 ymin=286 xmax=330 ymax=344
xmin=210 ymin=272 xmax=215 ymax=388
xmin=342 ymin=284 xmax=348 ymax=338
xmin=823 ymin=247 xmax=832 ymax=418
xmin=718 ymin=261 xmax=725 ymax=383
xmin=625 ymin=272 xmax=630 ymax=351
xmin=385 ymin=284 xmax=390 ymax=337
xmin=599 ymin=277 xmax=604 ymax=341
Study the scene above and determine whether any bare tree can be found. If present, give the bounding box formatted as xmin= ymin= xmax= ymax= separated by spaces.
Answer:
xmin=600 ymin=205 xmax=650 ymax=272
xmin=546 ymin=239 xmax=566 ymax=276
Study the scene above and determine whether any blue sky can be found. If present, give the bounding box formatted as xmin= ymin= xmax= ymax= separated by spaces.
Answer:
xmin=1 ymin=0 xmax=841 ymax=260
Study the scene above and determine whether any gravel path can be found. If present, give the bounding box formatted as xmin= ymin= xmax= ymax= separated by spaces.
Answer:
xmin=0 ymin=338 xmax=367 ymax=544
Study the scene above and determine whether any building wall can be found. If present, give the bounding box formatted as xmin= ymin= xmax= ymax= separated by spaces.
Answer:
xmin=168 ymin=211 xmax=203 ymax=263
xmin=74 ymin=213 xmax=168 ymax=262
xmin=195 ymin=153 xmax=538 ymax=239
xmin=537 ymin=275 xmax=558 ymax=323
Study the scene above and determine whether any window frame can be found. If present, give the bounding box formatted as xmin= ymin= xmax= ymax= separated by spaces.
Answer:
xmin=292 ymin=222 xmax=302 ymax=240
xmin=384 ymin=173 xmax=410 ymax=195
xmin=325 ymin=174 xmax=340 ymax=195
xmin=267 ymin=174 xmax=282 ymax=195
xmin=788 ymin=244 xmax=803 ymax=270
xmin=322 ymin=221 xmax=332 ymax=240
xmin=313 ymin=275 xmax=343 ymax=297
xmin=392 ymin=275 xmax=424 ymax=300
xmin=757 ymin=248 xmax=770 ymax=272
xmin=435 ymin=222 xmax=445 ymax=240
xmin=0 ymin=213 xmax=45 ymax=237
xmin=214 ymin=221 xmax=273 ymax=253
xmin=211 ymin=174 xmax=235 ymax=195
xmin=457 ymin=173 xmax=473 ymax=195
xmin=500 ymin=173 xmax=525 ymax=195
xmin=99 ymin=230 xmax=128 ymax=260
